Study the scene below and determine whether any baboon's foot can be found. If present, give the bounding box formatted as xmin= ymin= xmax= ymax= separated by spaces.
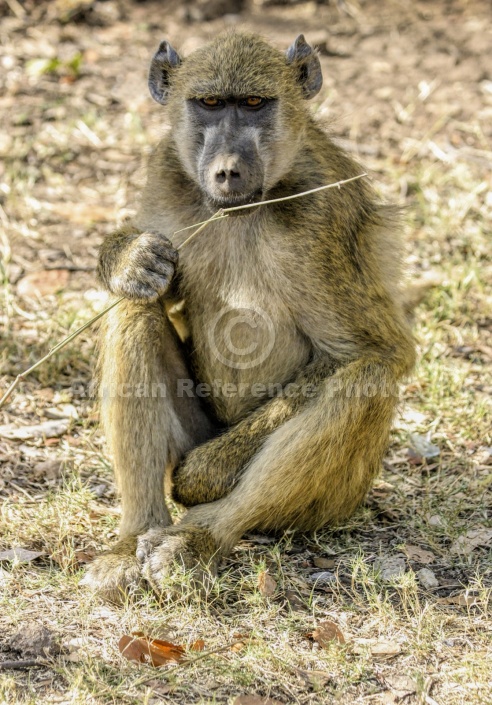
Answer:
xmin=80 ymin=536 xmax=143 ymax=604
xmin=137 ymin=525 xmax=220 ymax=593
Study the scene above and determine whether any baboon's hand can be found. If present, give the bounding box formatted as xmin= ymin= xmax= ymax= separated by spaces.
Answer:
xmin=109 ymin=232 xmax=178 ymax=300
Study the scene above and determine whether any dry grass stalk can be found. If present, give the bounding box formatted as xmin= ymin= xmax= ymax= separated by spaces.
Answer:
xmin=0 ymin=174 xmax=366 ymax=409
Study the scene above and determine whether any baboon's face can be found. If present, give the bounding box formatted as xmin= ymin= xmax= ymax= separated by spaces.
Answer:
xmin=184 ymin=95 xmax=277 ymax=209
xmin=148 ymin=33 xmax=322 ymax=210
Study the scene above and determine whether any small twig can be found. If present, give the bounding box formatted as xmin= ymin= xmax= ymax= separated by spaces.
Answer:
xmin=171 ymin=640 xmax=248 ymax=671
xmin=175 ymin=209 xmax=223 ymax=249
xmin=0 ymin=658 xmax=48 ymax=670
xmin=0 ymin=175 xmax=367 ymax=408
xmin=173 ymin=212 xmax=228 ymax=234
xmin=43 ymin=264 xmax=96 ymax=272
xmin=0 ymin=297 xmax=122 ymax=408
xmin=222 ymin=173 xmax=367 ymax=213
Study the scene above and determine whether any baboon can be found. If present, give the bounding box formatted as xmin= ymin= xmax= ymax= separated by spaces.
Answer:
xmin=83 ymin=32 xmax=415 ymax=600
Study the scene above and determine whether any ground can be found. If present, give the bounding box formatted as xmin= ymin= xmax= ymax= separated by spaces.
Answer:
xmin=0 ymin=0 xmax=491 ymax=703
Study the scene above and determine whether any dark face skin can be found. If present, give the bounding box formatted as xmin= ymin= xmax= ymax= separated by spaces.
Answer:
xmin=187 ymin=96 xmax=278 ymax=209
xmin=148 ymin=35 xmax=323 ymax=213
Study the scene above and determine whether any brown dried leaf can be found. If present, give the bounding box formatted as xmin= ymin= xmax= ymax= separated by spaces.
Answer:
xmin=258 ymin=570 xmax=277 ymax=597
xmin=17 ymin=269 xmax=69 ymax=298
xmin=285 ymin=590 xmax=305 ymax=611
xmin=450 ymin=527 xmax=492 ymax=555
xmin=311 ymin=619 xmax=345 ymax=646
xmin=437 ymin=591 xmax=480 ymax=607
xmin=0 ymin=548 xmax=44 ymax=563
xmin=118 ymin=634 xmax=186 ymax=667
xmin=230 ymin=641 xmax=246 ymax=653
xmin=402 ymin=544 xmax=436 ymax=564
xmin=32 ymin=459 xmax=63 ymax=482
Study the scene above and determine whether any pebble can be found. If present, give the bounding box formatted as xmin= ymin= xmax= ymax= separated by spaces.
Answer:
xmin=417 ymin=567 xmax=439 ymax=589
xmin=308 ymin=571 xmax=336 ymax=585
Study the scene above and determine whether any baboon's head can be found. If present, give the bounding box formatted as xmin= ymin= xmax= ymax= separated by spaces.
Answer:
xmin=148 ymin=32 xmax=322 ymax=210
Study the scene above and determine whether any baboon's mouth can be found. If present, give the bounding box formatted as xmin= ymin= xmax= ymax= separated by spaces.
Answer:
xmin=208 ymin=189 xmax=263 ymax=213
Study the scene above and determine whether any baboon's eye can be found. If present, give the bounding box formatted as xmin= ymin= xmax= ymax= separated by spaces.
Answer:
xmin=242 ymin=96 xmax=266 ymax=109
xmin=200 ymin=97 xmax=224 ymax=109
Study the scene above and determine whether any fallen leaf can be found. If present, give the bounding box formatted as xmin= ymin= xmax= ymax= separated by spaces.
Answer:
xmin=438 ymin=591 xmax=480 ymax=607
xmin=353 ymin=638 xmax=401 ymax=656
xmin=32 ymin=459 xmax=63 ymax=482
xmin=285 ymin=590 xmax=305 ymax=611
xmin=190 ymin=639 xmax=205 ymax=652
xmin=231 ymin=641 xmax=246 ymax=653
xmin=0 ymin=420 xmax=69 ymax=441
xmin=17 ymin=269 xmax=69 ymax=298
xmin=407 ymin=433 xmax=440 ymax=460
xmin=308 ymin=570 xmax=336 ymax=585
xmin=258 ymin=571 xmax=277 ymax=597
xmin=313 ymin=556 xmax=336 ymax=570
xmin=45 ymin=404 xmax=79 ymax=420
xmin=0 ymin=548 xmax=44 ymax=563
xmin=118 ymin=634 xmax=186 ymax=666
xmin=402 ymin=544 xmax=436 ymax=564
xmin=450 ymin=527 xmax=492 ymax=555
xmin=311 ymin=619 xmax=345 ymax=646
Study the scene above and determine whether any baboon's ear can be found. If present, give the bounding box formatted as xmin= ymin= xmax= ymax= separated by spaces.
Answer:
xmin=148 ymin=40 xmax=182 ymax=105
xmin=285 ymin=34 xmax=322 ymax=100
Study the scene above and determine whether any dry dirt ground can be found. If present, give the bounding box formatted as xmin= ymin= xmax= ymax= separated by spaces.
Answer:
xmin=0 ymin=1 xmax=491 ymax=704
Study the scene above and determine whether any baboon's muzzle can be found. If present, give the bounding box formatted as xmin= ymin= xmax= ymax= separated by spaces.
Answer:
xmin=200 ymin=141 xmax=264 ymax=211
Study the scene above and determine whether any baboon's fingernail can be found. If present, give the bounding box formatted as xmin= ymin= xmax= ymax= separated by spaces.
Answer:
xmin=136 ymin=548 xmax=147 ymax=562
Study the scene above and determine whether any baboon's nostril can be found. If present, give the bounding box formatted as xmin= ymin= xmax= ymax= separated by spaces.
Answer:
xmin=215 ymin=168 xmax=241 ymax=184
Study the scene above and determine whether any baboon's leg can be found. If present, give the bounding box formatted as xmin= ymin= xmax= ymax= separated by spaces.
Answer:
xmin=172 ymin=357 xmax=337 ymax=507
xmin=82 ymin=299 xmax=213 ymax=601
xmin=139 ymin=357 xmax=400 ymax=586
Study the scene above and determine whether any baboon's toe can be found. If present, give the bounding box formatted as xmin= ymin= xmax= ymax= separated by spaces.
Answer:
xmin=80 ymin=537 xmax=143 ymax=604
xmin=140 ymin=525 xmax=220 ymax=593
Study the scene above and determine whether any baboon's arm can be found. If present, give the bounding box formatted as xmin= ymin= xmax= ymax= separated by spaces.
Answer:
xmin=97 ymin=222 xmax=142 ymax=290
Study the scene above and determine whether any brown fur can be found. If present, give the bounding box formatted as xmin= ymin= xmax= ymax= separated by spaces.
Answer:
xmin=82 ymin=32 xmax=415 ymax=601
